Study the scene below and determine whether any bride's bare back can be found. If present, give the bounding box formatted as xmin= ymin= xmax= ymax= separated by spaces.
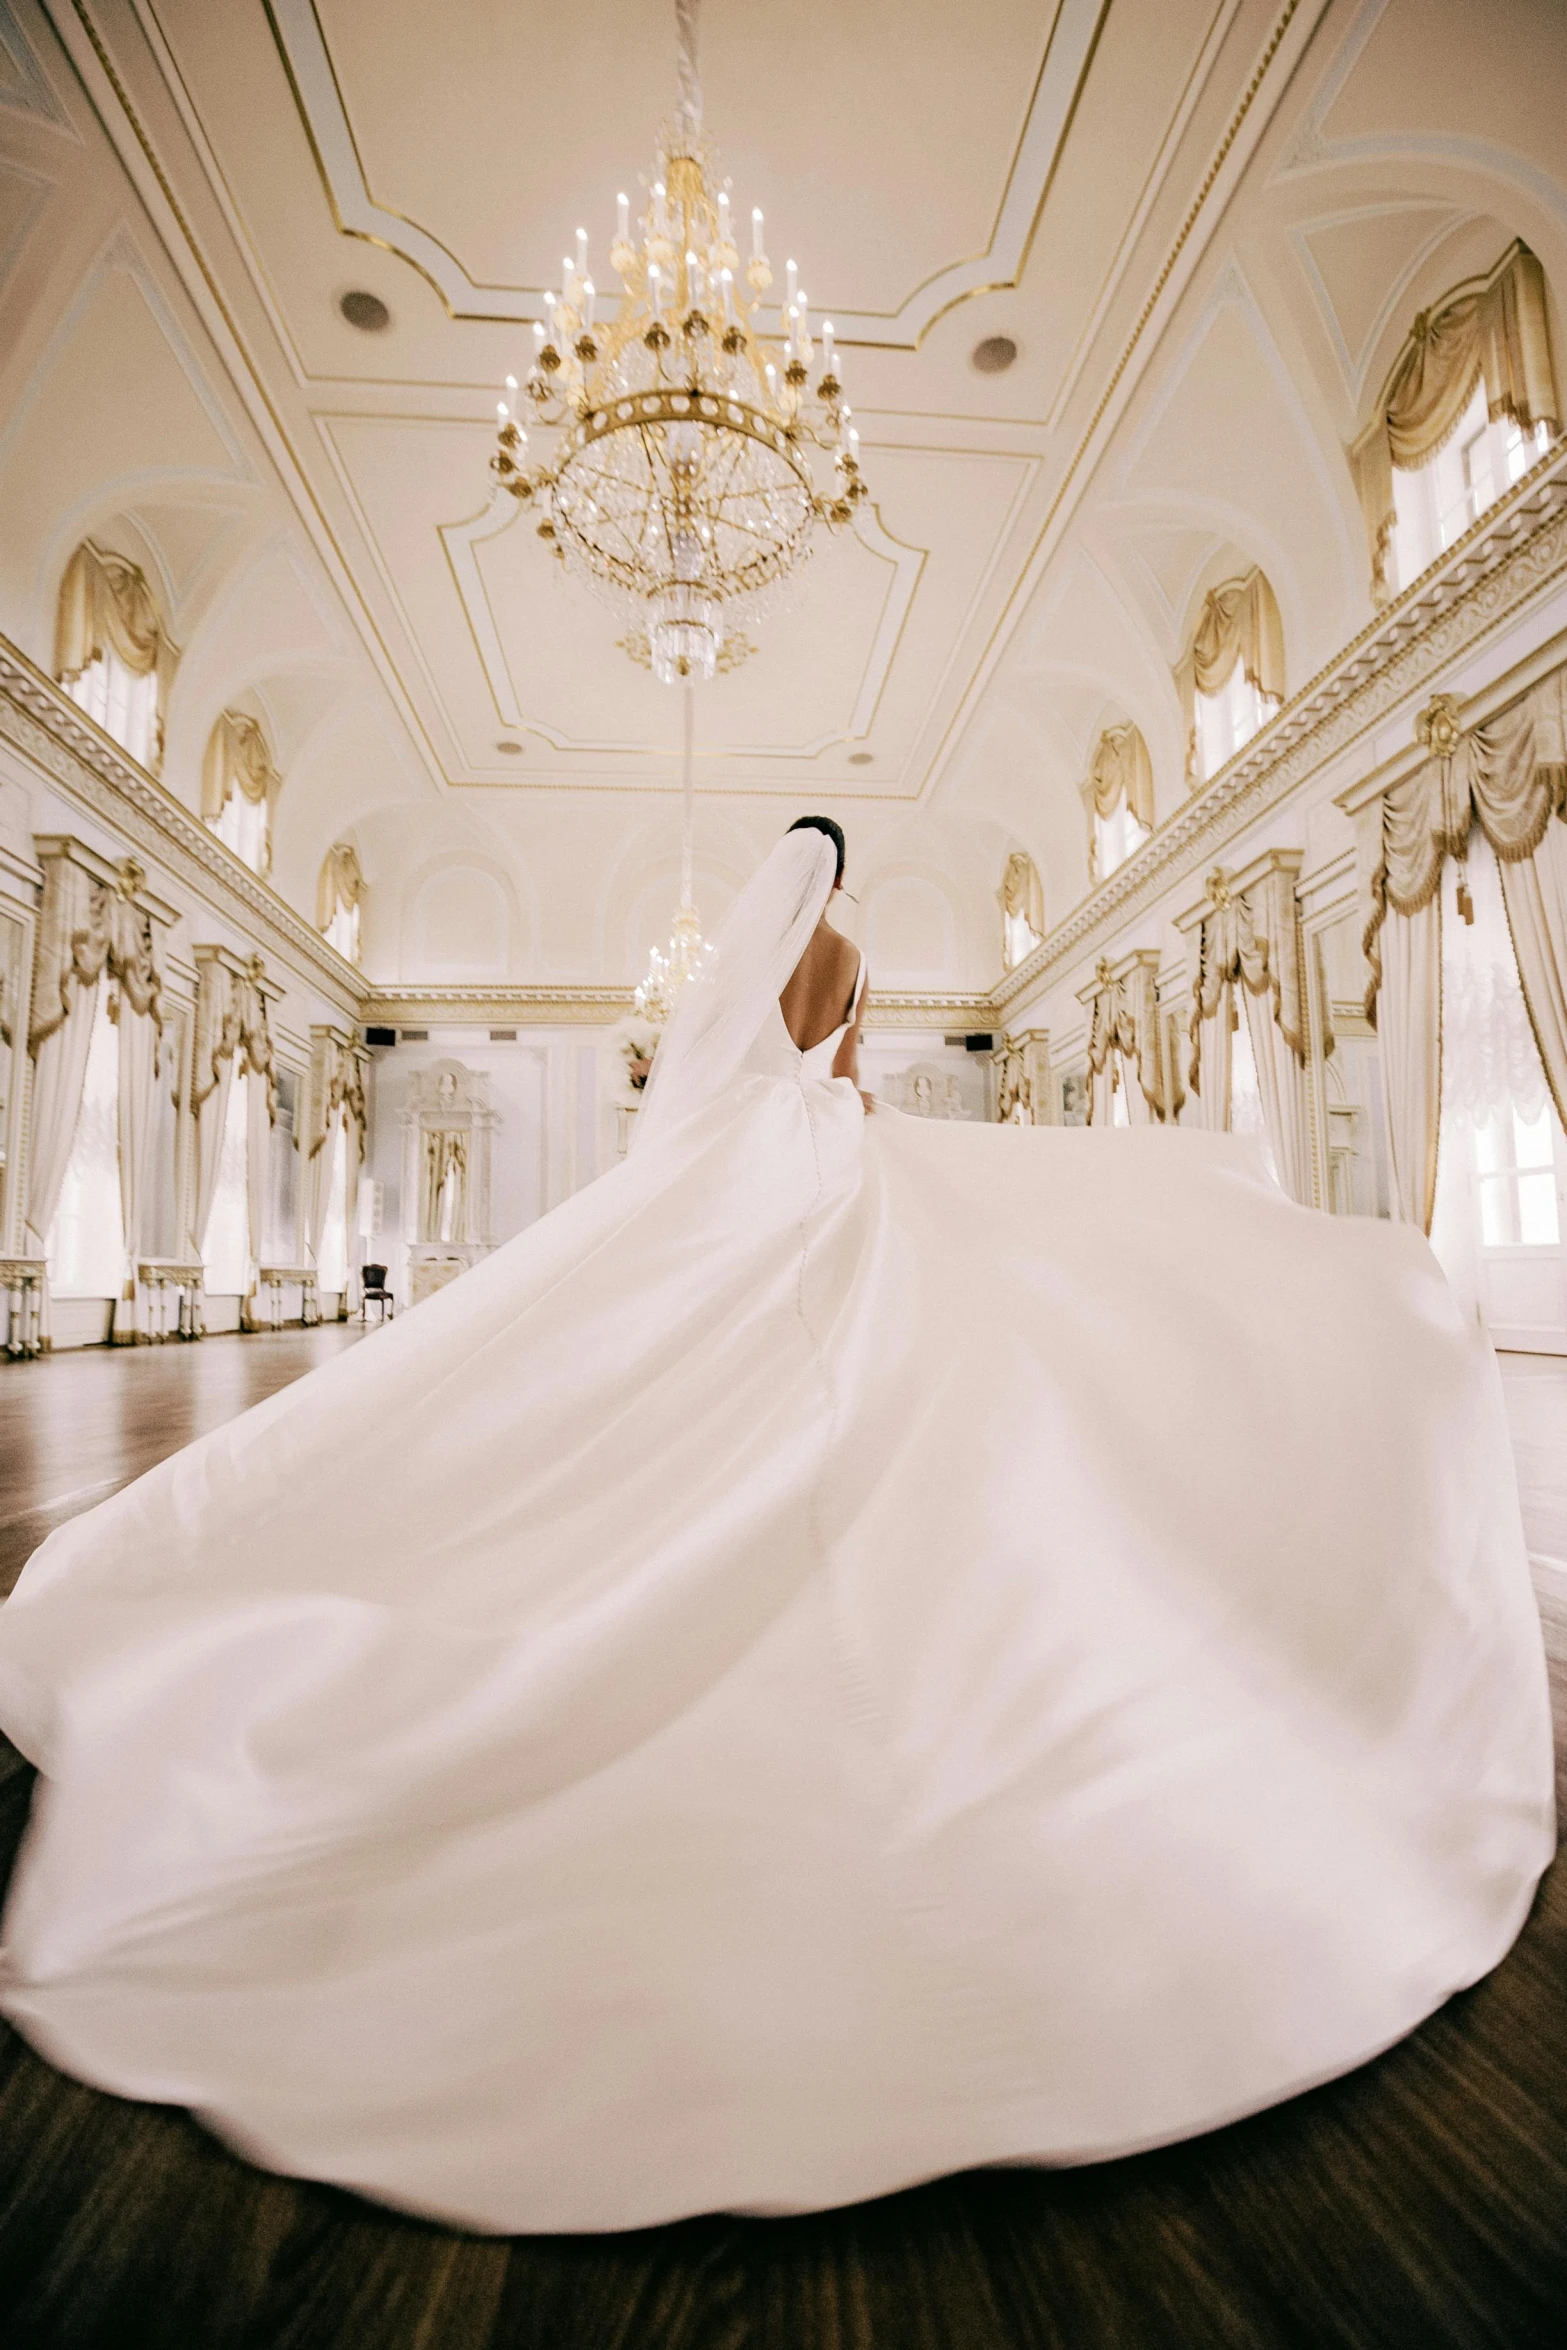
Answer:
xmin=779 ymin=917 xmax=866 ymax=1081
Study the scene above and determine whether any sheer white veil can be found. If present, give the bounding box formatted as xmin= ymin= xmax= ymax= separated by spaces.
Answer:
xmin=633 ymin=827 xmax=838 ymax=1151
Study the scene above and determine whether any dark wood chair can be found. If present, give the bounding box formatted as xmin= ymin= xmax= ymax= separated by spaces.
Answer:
xmin=359 ymin=1264 xmax=394 ymax=1326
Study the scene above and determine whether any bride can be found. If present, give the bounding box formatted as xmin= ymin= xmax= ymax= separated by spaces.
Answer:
xmin=0 ymin=818 xmax=1553 ymax=2234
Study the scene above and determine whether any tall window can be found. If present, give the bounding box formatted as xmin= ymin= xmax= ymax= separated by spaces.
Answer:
xmin=265 ymin=1068 xmax=299 ymax=1263
xmin=317 ymin=842 xmax=365 ymax=965
xmin=47 ymin=982 xmax=125 ymax=1297
xmin=1178 ymin=570 xmax=1284 ymax=787
xmin=55 ymin=542 xmax=173 ymax=771
xmin=1353 ymin=241 xmax=1558 ymax=605
xmin=1474 ymin=1105 xmax=1561 ymax=1247
xmin=317 ymin=1118 xmax=351 ymax=1296
xmin=202 ymin=711 xmax=280 ymax=879
xmin=1390 ymin=378 xmax=1551 ymax=591
xmin=998 ymin=852 xmax=1043 ymax=970
xmin=1430 ymin=838 xmax=1567 ymax=1351
xmin=1196 ymin=667 xmax=1278 ymax=780
xmin=1084 ymin=723 xmax=1154 ymax=884
xmin=203 ymin=1073 xmax=250 ymax=1297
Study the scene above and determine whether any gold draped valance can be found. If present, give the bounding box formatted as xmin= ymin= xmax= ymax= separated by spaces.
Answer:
xmin=1186 ymin=862 xmax=1307 ymax=1092
xmin=999 ymin=850 xmax=1043 ymax=931
xmin=316 ymin=840 xmax=366 ymax=934
xmin=192 ymin=951 xmax=277 ymax=1121
xmin=306 ymin=1030 xmax=367 ymax=1162
xmin=1084 ymin=953 xmax=1164 ymax=1118
xmin=203 ymin=710 xmax=281 ymax=819
xmin=1174 ymin=570 xmax=1285 ymax=784
xmin=1351 ymin=242 xmax=1558 ymax=605
xmin=55 ymin=542 xmax=178 ymax=764
xmin=1086 ymin=722 xmax=1155 ymax=829
xmin=1354 ymin=673 xmax=1567 ymax=1018
xmin=28 ymin=853 xmax=164 ymax=1057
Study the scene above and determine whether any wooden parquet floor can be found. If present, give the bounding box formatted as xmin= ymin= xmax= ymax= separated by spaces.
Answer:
xmin=0 ymin=1332 xmax=1562 ymax=2350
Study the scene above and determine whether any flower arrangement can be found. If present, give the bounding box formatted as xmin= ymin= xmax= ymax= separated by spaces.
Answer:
xmin=605 ymin=1014 xmax=663 ymax=1110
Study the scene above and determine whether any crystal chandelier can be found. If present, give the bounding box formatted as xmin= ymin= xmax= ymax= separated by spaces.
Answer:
xmin=490 ymin=0 xmax=868 ymax=686
xmin=490 ymin=0 xmax=865 ymax=1027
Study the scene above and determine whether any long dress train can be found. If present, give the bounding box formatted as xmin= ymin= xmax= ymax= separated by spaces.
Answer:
xmin=0 ymin=940 xmax=1553 ymax=2232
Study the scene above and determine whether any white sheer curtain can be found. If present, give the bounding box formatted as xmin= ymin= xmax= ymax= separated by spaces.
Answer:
xmin=203 ymin=1076 xmax=249 ymax=1298
xmin=1375 ymin=898 xmax=1443 ymax=1232
xmin=24 ymin=982 xmax=98 ymax=1269
xmin=113 ymin=991 xmax=160 ymax=1340
xmin=25 ymin=852 xmax=164 ymax=1335
xmin=1430 ymin=839 xmax=1556 ymax=1316
xmin=244 ymin=1061 xmax=271 ymax=1324
xmin=317 ymin=1118 xmax=350 ymax=1297
xmin=1193 ymin=996 xmax=1232 ymax=1132
xmin=1498 ymin=813 xmax=1567 ymax=1132
xmin=46 ymin=982 xmax=124 ymax=1300
xmin=1242 ymin=990 xmax=1305 ymax=1197
xmin=192 ymin=1050 xmax=234 ymax=1267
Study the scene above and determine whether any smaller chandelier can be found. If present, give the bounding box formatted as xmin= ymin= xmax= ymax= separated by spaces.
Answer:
xmin=491 ymin=2 xmax=867 ymax=683
xmin=633 ymin=900 xmax=712 ymax=1023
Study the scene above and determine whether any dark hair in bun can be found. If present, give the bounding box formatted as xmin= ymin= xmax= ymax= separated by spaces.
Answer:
xmin=786 ymin=814 xmax=846 ymax=884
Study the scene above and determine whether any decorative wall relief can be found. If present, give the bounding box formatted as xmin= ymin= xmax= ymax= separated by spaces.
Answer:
xmin=883 ymin=1063 xmax=966 ymax=1120
xmin=400 ymin=1060 xmax=498 ymax=1304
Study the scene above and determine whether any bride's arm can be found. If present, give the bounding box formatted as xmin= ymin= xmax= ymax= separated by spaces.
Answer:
xmin=831 ymin=970 xmax=873 ymax=1109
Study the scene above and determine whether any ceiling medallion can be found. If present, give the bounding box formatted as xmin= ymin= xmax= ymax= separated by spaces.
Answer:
xmin=489 ymin=0 xmax=866 ymax=691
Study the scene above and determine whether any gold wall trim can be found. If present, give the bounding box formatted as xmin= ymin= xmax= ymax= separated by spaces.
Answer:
xmin=363 ymin=986 xmax=995 ymax=1032
xmin=0 ymin=637 xmax=368 ymax=1014
xmin=997 ymin=438 xmax=1567 ymax=1017
xmin=260 ymin=0 xmax=1108 ymax=347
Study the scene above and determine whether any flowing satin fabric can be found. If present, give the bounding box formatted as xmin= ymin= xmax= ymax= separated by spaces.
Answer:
xmin=0 ymin=1004 xmax=1553 ymax=2234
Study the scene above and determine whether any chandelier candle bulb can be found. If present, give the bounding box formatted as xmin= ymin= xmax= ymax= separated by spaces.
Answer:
xmin=820 ymin=321 xmax=834 ymax=374
xmin=485 ymin=0 xmax=872 ymax=696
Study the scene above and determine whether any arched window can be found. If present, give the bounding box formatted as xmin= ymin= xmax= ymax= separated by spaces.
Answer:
xmin=1083 ymin=723 xmax=1154 ymax=883
xmin=55 ymin=542 xmax=175 ymax=771
xmin=1176 ymin=569 xmax=1284 ymax=786
xmin=1352 ymin=241 xmax=1558 ymax=603
xmin=317 ymin=841 xmax=365 ymax=964
xmin=998 ymin=851 xmax=1043 ymax=969
xmin=202 ymin=709 xmax=280 ymax=878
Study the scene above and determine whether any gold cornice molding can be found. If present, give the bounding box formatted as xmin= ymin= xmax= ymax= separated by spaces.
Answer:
xmin=363 ymin=985 xmax=995 ymax=1032
xmin=364 ymin=985 xmax=633 ymax=1029
xmin=258 ymin=0 xmax=1109 ymax=347
xmin=997 ymin=438 xmax=1567 ymax=1019
xmin=0 ymin=636 xmax=368 ymax=1015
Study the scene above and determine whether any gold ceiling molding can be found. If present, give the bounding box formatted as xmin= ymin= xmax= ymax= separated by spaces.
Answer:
xmin=920 ymin=0 xmax=1319 ymax=806
xmin=262 ymin=0 xmax=1108 ymax=347
xmin=996 ymin=434 xmax=1567 ymax=1016
xmin=364 ymin=984 xmax=995 ymax=1032
xmin=437 ymin=477 xmax=927 ymax=762
xmin=0 ymin=635 xmax=368 ymax=1014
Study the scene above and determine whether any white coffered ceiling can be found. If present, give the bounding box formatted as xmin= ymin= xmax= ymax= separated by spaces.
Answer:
xmin=94 ymin=0 xmax=1283 ymax=802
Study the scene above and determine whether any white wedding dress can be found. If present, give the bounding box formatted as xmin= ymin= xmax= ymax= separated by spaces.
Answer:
xmin=0 ymin=833 xmax=1554 ymax=2235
